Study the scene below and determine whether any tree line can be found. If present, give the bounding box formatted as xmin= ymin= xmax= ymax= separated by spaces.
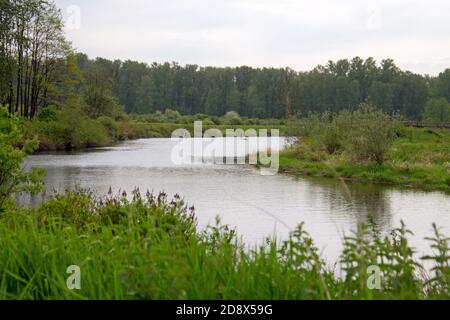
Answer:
xmin=74 ymin=55 xmax=450 ymax=121
xmin=1 ymin=0 xmax=449 ymax=121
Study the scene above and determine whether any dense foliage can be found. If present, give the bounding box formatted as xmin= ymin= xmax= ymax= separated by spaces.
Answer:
xmin=423 ymin=98 xmax=450 ymax=122
xmin=74 ymin=54 xmax=450 ymax=120
xmin=0 ymin=107 xmax=43 ymax=211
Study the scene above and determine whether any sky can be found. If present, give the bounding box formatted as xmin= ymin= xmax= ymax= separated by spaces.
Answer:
xmin=54 ymin=0 xmax=450 ymax=75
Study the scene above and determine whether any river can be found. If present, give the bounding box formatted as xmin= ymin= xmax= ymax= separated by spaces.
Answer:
xmin=21 ymin=137 xmax=450 ymax=264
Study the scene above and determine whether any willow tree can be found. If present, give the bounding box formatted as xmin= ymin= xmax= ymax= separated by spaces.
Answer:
xmin=0 ymin=0 xmax=70 ymax=118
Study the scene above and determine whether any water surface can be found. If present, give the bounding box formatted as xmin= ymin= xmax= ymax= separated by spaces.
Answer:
xmin=22 ymin=138 xmax=450 ymax=263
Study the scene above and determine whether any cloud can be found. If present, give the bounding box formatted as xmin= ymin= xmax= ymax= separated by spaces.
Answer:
xmin=55 ymin=0 xmax=450 ymax=75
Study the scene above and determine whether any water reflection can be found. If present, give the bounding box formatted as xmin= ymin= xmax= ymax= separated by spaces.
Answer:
xmin=307 ymin=177 xmax=394 ymax=231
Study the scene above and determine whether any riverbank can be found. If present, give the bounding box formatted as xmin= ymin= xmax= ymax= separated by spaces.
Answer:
xmin=279 ymin=127 xmax=450 ymax=193
xmin=1 ymin=188 xmax=449 ymax=300
xmin=20 ymin=117 xmax=285 ymax=152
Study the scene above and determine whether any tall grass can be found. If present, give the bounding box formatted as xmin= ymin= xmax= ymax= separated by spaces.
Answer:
xmin=0 ymin=189 xmax=448 ymax=300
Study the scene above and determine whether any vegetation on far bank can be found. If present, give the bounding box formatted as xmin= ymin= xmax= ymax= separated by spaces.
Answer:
xmin=281 ymin=104 xmax=450 ymax=193
xmin=19 ymin=107 xmax=285 ymax=151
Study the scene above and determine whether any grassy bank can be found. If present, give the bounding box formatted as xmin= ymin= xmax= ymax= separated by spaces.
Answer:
xmin=20 ymin=116 xmax=285 ymax=152
xmin=280 ymin=127 xmax=450 ymax=193
xmin=282 ymin=106 xmax=450 ymax=193
xmin=1 ymin=189 xmax=449 ymax=300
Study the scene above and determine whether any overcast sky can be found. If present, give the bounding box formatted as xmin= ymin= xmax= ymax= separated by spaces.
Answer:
xmin=54 ymin=0 xmax=450 ymax=75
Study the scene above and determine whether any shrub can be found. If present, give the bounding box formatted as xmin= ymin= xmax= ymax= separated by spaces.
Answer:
xmin=345 ymin=104 xmax=398 ymax=165
xmin=202 ymin=118 xmax=215 ymax=126
xmin=0 ymin=108 xmax=44 ymax=212
xmin=224 ymin=111 xmax=242 ymax=125
xmin=37 ymin=107 xmax=109 ymax=149
xmin=322 ymin=121 xmax=343 ymax=154
xmin=285 ymin=113 xmax=322 ymax=138
xmin=287 ymin=104 xmax=399 ymax=164
xmin=36 ymin=107 xmax=57 ymax=122
xmin=286 ymin=112 xmax=345 ymax=154
xmin=210 ymin=116 xmax=222 ymax=125
xmin=98 ymin=116 xmax=119 ymax=138
xmin=77 ymin=118 xmax=110 ymax=147
xmin=193 ymin=113 xmax=209 ymax=121
xmin=164 ymin=109 xmax=182 ymax=123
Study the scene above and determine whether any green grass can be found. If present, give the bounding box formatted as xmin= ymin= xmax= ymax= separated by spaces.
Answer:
xmin=0 ymin=189 xmax=449 ymax=300
xmin=280 ymin=127 xmax=450 ymax=193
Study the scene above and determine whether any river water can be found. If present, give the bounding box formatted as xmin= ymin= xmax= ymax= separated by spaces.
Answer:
xmin=22 ymin=137 xmax=450 ymax=264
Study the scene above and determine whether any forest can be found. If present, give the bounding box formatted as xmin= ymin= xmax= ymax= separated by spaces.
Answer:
xmin=1 ymin=1 xmax=450 ymax=123
xmin=75 ymin=54 xmax=450 ymax=120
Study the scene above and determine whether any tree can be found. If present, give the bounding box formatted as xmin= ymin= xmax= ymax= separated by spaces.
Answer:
xmin=369 ymin=81 xmax=394 ymax=114
xmin=431 ymin=69 xmax=450 ymax=102
xmin=0 ymin=107 xmax=43 ymax=211
xmin=80 ymin=58 xmax=124 ymax=119
xmin=422 ymin=98 xmax=450 ymax=122
xmin=392 ymin=73 xmax=429 ymax=119
xmin=0 ymin=0 xmax=70 ymax=118
xmin=136 ymin=75 xmax=156 ymax=114
xmin=65 ymin=53 xmax=445 ymax=120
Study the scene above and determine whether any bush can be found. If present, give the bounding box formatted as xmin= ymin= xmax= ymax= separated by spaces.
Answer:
xmin=345 ymin=104 xmax=398 ymax=165
xmin=322 ymin=117 xmax=345 ymax=154
xmin=77 ymin=118 xmax=110 ymax=147
xmin=37 ymin=107 xmax=109 ymax=149
xmin=224 ymin=111 xmax=242 ymax=125
xmin=193 ymin=113 xmax=209 ymax=121
xmin=285 ymin=113 xmax=321 ymax=138
xmin=0 ymin=108 xmax=44 ymax=212
xmin=287 ymin=104 xmax=399 ymax=164
xmin=98 ymin=116 xmax=119 ymax=138
xmin=164 ymin=109 xmax=182 ymax=123
xmin=145 ymin=111 xmax=165 ymax=123
xmin=286 ymin=112 xmax=345 ymax=154
xmin=210 ymin=116 xmax=222 ymax=125
xmin=36 ymin=107 xmax=57 ymax=122
xmin=202 ymin=118 xmax=215 ymax=126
